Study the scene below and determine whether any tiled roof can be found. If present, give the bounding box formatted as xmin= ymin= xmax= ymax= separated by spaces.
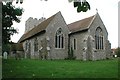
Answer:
xmin=18 ymin=12 xmax=57 ymax=43
xmin=18 ymin=12 xmax=96 ymax=43
xmin=68 ymin=15 xmax=95 ymax=33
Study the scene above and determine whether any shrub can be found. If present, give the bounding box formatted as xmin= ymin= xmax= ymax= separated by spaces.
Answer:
xmin=66 ymin=46 xmax=76 ymax=60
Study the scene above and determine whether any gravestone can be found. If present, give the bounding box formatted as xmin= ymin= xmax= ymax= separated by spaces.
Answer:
xmin=3 ymin=52 xmax=8 ymax=59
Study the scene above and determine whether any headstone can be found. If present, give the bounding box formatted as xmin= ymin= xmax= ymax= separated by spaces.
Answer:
xmin=115 ymin=55 xmax=117 ymax=58
xmin=3 ymin=51 xmax=8 ymax=59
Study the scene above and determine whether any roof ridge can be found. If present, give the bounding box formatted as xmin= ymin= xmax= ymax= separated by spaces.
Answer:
xmin=68 ymin=14 xmax=95 ymax=25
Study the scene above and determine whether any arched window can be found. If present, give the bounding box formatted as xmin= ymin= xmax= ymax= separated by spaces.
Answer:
xmin=34 ymin=37 xmax=38 ymax=51
xmin=95 ymin=27 xmax=104 ymax=50
xmin=55 ymin=28 xmax=64 ymax=48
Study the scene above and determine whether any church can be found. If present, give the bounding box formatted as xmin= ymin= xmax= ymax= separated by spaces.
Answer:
xmin=18 ymin=11 xmax=112 ymax=60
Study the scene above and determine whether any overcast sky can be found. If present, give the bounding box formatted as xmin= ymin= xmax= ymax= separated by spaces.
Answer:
xmin=11 ymin=0 xmax=119 ymax=48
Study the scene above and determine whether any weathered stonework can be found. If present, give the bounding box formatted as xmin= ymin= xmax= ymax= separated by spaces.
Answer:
xmin=19 ymin=12 xmax=112 ymax=60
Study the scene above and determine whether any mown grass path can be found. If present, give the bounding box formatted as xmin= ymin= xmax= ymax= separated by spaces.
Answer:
xmin=2 ymin=58 xmax=118 ymax=78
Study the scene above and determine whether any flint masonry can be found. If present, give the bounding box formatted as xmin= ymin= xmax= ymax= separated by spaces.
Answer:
xmin=18 ymin=11 xmax=112 ymax=60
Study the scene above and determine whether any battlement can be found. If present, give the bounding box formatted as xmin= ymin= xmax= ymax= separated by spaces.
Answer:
xmin=25 ymin=17 xmax=46 ymax=33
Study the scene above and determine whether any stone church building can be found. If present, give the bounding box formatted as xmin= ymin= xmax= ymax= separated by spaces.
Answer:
xmin=18 ymin=11 xmax=112 ymax=60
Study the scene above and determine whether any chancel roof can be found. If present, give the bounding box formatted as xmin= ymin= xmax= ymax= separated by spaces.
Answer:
xmin=68 ymin=15 xmax=95 ymax=33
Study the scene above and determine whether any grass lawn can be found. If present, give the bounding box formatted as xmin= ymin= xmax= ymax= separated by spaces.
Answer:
xmin=2 ymin=58 xmax=118 ymax=78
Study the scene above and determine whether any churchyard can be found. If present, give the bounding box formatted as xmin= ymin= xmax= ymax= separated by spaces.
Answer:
xmin=2 ymin=58 xmax=118 ymax=78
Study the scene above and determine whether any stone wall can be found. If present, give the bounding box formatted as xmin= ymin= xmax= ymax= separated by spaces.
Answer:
xmin=23 ymin=33 xmax=45 ymax=59
xmin=88 ymin=13 xmax=112 ymax=60
xmin=23 ymin=12 xmax=69 ymax=60
xmin=22 ymin=12 xmax=111 ymax=60
xmin=69 ymin=13 xmax=112 ymax=60
xmin=45 ymin=12 xmax=69 ymax=59
xmin=69 ymin=31 xmax=88 ymax=60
